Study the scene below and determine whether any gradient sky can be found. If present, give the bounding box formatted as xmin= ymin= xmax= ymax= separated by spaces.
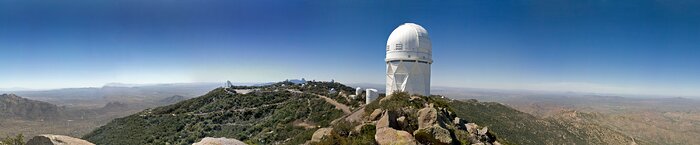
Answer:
xmin=1 ymin=0 xmax=699 ymax=97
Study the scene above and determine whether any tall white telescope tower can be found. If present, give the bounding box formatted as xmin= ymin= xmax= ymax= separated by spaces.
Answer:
xmin=386 ymin=23 xmax=432 ymax=96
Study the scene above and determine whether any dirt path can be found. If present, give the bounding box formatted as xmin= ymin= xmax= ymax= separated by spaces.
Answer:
xmin=287 ymin=89 xmax=352 ymax=114
xmin=292 ymin=119 xmax=317 ymax=129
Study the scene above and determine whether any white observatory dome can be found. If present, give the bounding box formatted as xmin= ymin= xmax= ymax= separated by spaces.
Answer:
xmin=386 ymin=23 xmax=432 ymax=63
xmin=385 ymin=23 xmax=432 ymax=96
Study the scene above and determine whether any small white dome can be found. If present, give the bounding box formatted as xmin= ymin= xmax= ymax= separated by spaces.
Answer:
xmin=386 ymin=23 xmax=432 ymax=54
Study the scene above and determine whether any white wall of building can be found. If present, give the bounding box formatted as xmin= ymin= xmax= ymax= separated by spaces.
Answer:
xmin=386 ymin=23 xmax=432 ymax=96
xmin=365 ymin=89 xmax=378 ymax=104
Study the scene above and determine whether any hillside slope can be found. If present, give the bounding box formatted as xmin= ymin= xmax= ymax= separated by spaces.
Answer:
xmin=83 ymin=82 xmax=351 ymax=145
xmin=0 ymin=94 xmax=151 ymax=140
xmin=449 ymin=99 xmax=640 ymax=145
xmin=83 ymin=81 xmax=641 ymax=145
xmin=0 ymin=94 xmax=63 ymax=120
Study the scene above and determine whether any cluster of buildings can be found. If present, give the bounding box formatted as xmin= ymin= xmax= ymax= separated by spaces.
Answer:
xmin=226 ymin=23 xmax=433 ymax=105
xmin=348 ymin=87 xmax=379 ymax=105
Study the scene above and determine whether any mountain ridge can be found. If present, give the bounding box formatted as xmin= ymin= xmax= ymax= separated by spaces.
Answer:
xmin=0 ymin=94 xmax=64 ymax=120
xmin=82 ymin=81 xmax=640 ymax=145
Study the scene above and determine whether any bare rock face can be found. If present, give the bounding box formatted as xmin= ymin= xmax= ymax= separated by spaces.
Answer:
xmin=345 ymin=107 xmax=366 ymax=123
xmin=468 ymin=134 xmax=483 ymax=144
xmin=417 ymin=107 xmax=438 ymax=129
xmin=307 ymin=94 xmax=502 ymax=145
xmin=478 ymin=127 xmax=489 ymax=136
xmin=193 ymin=137 xmax=247 ymax=145
xmin=413 ymin=125 xmax=453 ymax=145
xmin=453 ymin=117 xmax=463 ymax=125
xmin=466 ymin=123 xmax=479 ymax=134
xmin=310 ymin=128 xmax=334 ymax=143
xmin=353 ymin=123 xmax=373 ymax=133
xmin=376 ymin=111 xmax=397 ymax=129
xmin=369 ymin=109 xmax=384 ymax=121
xmin=375 ymin=127 xmax=418 ymax=145
xmin=437 ymin=108 xmax=453 ymax=125
xmin=26 ymin=134 xmax=95 ymax=145
xmin=493 ymin=141 xmax=503 ymax=145
xmin=396 ymin=116 xmax=408 ymax=129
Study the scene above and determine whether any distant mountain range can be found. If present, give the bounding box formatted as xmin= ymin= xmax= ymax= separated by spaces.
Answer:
xmin=0 ymin=94 xmax=63 ymax=120
xmin=158 ymin=95 xmax=187 ymax=105
xmin=0 ymin=89 xmax=201 ymax=139
xmin=4 ymin=81 xmax=693 ymax=107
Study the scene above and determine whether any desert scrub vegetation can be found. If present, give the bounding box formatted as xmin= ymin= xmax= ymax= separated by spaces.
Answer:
xmin=0 ymin=134 xmax=24 ymax=145
xmin=83 ymin=86 xmax=344 ymax=145
xmin=365 ymin=92 xmax=425 ymax=114
xmin=311 ymin=120 xmax=377 ymax=145
xmin=449 ymin=99 xmax=572 ymax=145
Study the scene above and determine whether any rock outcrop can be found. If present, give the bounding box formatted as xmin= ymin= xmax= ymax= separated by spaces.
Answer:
xmin=308 ymin=92 xmax=501 ymax=145
xmin=310 ymin=128 xmax=333 ymax=143
xmin=417 ymin=107 xmax=439 ymax=129
xmin=368 ymin=109 xmax=383 ymax=121
xmin=376 ymin=111 xmax=397 ymax=129
xmin=26 ymin=134 xmax=94 ymax=145
xmin=413 ymin=125 xmax=452 ymax=144
xmin=374 ymin=96 xmax=499 ymax=145
xmin=396 ymin=116 xmax=408 ymax=128
xmin=374 ymin=127 xmax=417 ymax=145
xmin=192 ymin=137 xmax=247 ymax=145
xmin=373 ymin=108 xmax=418 ymax=145
xmin=453 ymin=117 xmax=463 ymax=125
xmin=466 ymin=123 xmax=479 ymax=134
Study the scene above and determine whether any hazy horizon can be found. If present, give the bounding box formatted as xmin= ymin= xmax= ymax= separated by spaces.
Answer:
xmin=2 ymin=80 xmax=697 ymax=99
xmin=2 ymin=1 xmax=699 ymax=97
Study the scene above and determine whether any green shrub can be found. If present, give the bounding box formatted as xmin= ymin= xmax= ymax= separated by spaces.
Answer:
xmin=311 ymin=122 xmax=377 ymax=145
xmin=1 ymin=134 xmax=25 ymax=145
xmin=84 ymin=86 xmax=345 ymax=145
xmin=365 ymin=92 xmax=425 ymax=115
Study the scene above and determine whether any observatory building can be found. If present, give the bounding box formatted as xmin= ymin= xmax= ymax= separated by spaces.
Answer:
xmin=386 ymin=23 xmax=432 ymax=96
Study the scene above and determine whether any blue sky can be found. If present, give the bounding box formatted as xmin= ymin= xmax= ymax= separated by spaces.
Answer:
xmin=1 ymin=0 xmax=699 ymax=97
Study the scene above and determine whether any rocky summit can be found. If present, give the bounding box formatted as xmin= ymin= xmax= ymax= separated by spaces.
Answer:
xmin=308 ymin=92 xmax=500 ymax=145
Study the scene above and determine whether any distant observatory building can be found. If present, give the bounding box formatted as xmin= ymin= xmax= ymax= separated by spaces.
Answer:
xmin=386 ymin=23 xmax=432 ymax=96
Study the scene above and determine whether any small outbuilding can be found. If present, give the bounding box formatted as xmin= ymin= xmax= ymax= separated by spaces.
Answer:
xmin=365 ymin=89 xmax=378 ymax=104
